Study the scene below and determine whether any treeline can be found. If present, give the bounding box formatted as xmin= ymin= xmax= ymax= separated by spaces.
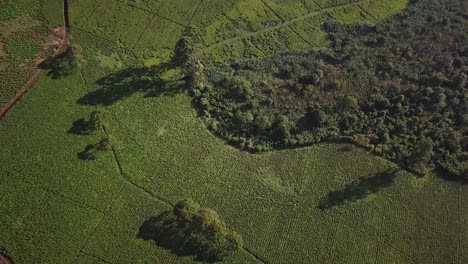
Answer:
xmin=185 ymin=0 xmax=467 ymax=179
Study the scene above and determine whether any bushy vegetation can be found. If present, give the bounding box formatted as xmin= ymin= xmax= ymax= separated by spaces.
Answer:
xmin=141 ymin=199 xmax=242 ymax=262
xmin=40 ymin=46 xmax=82 ymax=79
xmin=193 ymin=0 xmax=468 ymax=179
xmin=2 ymin=0 xmax=468 ymax=263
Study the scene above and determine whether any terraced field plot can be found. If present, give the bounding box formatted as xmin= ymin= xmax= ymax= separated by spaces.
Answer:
xmin=1 ymin=0 xmax=467 ymax=263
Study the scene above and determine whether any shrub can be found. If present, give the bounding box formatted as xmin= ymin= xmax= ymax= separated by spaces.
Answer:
xmin=143 ymin=199 xmax=242 ymax=262
xmin=88 ymin=110 xmax=103 ymax=131
xmin=224 ymin=77 xmax=253 ymax=100
xmin=408 ymin=139 xmax=433 ymax=175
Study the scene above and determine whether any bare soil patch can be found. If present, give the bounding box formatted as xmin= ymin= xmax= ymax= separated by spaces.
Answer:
xmin=0 ymin=252 xmax=13 ymax=264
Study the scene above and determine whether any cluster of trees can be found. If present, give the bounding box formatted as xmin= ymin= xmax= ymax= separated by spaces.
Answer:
xmin=145 ymin=199 xmax=242 ymax=262
xmin=185 ymin=0 xmax=467 ymax=179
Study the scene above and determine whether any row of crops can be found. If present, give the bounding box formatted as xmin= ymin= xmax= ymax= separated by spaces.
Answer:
xmin=1 ymin=0 xmax=467 ymax=263
xmin=0 ymin=0 xmax=64 ymax=105
xmin=69 ymin=0 xmax=407 ymax=64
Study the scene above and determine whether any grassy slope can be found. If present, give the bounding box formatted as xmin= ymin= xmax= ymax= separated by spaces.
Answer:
xmin=1 ymin=0 xmax=467 ymax=263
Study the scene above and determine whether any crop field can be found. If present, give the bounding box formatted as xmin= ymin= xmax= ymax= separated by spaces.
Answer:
xmin=1 ymin=0 xmax=467 ymax=263
xmin=0 ymin=0 xmax=63 ymax=106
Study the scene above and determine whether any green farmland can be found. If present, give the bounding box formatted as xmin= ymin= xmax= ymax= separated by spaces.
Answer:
xmin=0 ymin=0 xmax=64 ymax=108
xmin=1 ymin=0 xmax=467 ymax=263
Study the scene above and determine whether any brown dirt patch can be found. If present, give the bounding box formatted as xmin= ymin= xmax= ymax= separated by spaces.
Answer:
xmin=0 ymin=252 xmax=13 ymax=264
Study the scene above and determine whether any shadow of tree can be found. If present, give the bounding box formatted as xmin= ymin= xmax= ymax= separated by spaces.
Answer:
xmin=39 ymin=48 xmax=77 ymax=79
xmin=318 ymin=169 xmax=400 ymax=210
xmin=77 ymin=144 xmax=99 ymax=160
xmin=138 ymin=212 xmax=209 ymax=262
xmin=77 ymin=63 xmax=185 ymax=106
xmin=68 ymin=118 xmax=92 ymax=135
xmin=434 ymin=167 xmax=468 ymax=186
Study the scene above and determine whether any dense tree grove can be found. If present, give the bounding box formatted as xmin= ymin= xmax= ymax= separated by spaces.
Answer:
xmin=145 ymin=199 xmax=242 ymax=262
xmin=188 ymin=0 xmax=467 ymax=179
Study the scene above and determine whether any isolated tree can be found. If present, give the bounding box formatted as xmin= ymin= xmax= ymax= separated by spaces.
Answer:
xmin=88 ymin=110 xmax=103 ymax=131
xmin=147 ymin=199 xmax=242 ymax=262
xmin=97 ymin=135 xmax=113 ymax=150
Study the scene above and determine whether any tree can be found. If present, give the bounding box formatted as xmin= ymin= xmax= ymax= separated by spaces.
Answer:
xmin=336 ymin=96 xmax=359 ymax=113
xmin=234 ymin=110 xmax=254 ymax=127
xmin=146 ymin=199 xmax=242 ymax=262
xmin=224 ymin=77 xmax=253 ymax=100
xmin=173 ymin=26 xmax=198 ymax=69
xmin=40 ymin=45 xmax=83 ymax=79
xmin=408 ymin=139 xmax=433 ymax=175
xmin=87 ymin=110 xmax=103 ymax=131
xmin=272 ymin=115 xmax=291 ymax=141
xmin=254 ymin=114 xmax=272 ymax=131
xmin=187 ymin=60 xmax=205 ymax=90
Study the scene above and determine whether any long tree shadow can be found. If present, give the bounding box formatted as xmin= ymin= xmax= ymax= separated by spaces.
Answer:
xmin=77 ymin=62 xmax=185 ymax=106
xmin=138 ymin=213 xmax=208 ymax=262
xmin=318 ymin=169 xmax=400 ymax=210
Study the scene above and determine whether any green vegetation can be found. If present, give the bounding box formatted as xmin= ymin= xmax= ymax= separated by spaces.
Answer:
xmin=195 ymin=0 xmax=468 ymax=179
xmin=0 ymin=0 xmax=64 ymax=105
xmin=140 ymin=199 xmax=243 ymax=262
xmin=1 ymin=0 xmax=467 ymax=263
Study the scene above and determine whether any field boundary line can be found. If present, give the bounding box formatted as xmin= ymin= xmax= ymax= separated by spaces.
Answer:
xmin=287 ymin=24 xmax=315 ymax=48
xmin=203 ymin=0 xmax=366 ymax=51
xmin=131 ymin=0 xmax=168 ymax=50
xmin=79 ymin=251 xmax=114 ymax=264
xmin=311 ymin=0 xmax=323 ymax=9
xmin=258 ymin=0 xmax=316 ymax=48
xmin=356 ymin=5 xmax=379 ymax=23
xmin=72 ymin=184 xmax=125 ymax=264
xmin=131 ymin=13 xmax=157 ymax=50
xmin=110 ymin=0 xmax=187 ymax=28
xmin=101 ymin=123 xmax=173 ymax=208
xmin=241 ymin=247 xmax=267 ymax=264
xmin=187 ymin=0 xmax=205 ymax=26
xmin=19 ymin=177 xmax=105 ymax=213
xmin=112 ymin=0 xmax=158 ymax=14
xmin=322 ymin=210 xmax=415 ymax=261
xmin=259 ymin=0 xmax=286 ymax=22
xmin=372 ymin=215 xmax=385 ymax=263
xmin=1 ymin=191 xmax=47 ymax=247
xmin=336 ymin=209 xmax=418 ymax=260
xmin=78 ymin=0 xmax=105 ymax=28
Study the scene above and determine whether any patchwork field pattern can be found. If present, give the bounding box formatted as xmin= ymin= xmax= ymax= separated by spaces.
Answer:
xmin=69 ymin=0 xmax=408 ymax=63
xmin=0 ymin=0 xmax=63 ymax=107
xmin=1 ymin=0 xmax=466 ymax=263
